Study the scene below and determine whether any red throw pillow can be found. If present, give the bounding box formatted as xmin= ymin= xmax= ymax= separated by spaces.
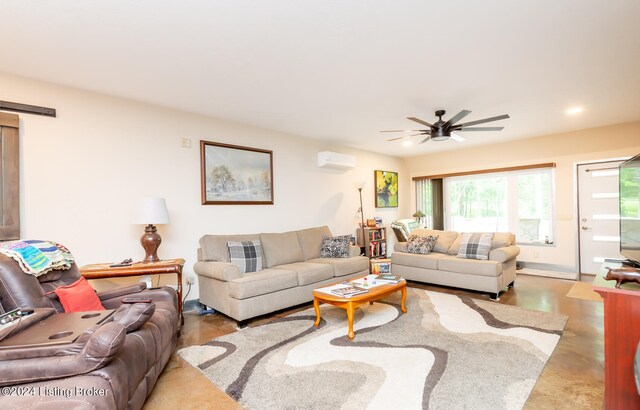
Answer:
xmin=54 ymin=277 xmax=105 ymax=312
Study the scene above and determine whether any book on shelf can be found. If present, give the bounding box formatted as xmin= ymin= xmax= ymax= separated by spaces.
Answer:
xmin=330 ymin=284 xmax=369 ymax=297
xmin=373 ymin=274 xmax=402 ymax=283
xmin=370 ymin=258 xmax=391 ymax=275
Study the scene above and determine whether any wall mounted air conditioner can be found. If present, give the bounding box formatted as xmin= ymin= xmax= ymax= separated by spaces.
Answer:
xmin=317 ymin=151 xmax=356 ymax=170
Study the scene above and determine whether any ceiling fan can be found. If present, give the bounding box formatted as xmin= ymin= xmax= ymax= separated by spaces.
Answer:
xmin=381 ymin=109 xmax=510 ymax=144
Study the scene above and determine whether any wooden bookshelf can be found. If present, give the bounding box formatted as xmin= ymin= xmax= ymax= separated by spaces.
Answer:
xmin=357 ymin=227 xmax=387 ymax=259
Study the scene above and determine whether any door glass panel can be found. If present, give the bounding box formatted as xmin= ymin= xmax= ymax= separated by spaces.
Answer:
xmin=591 ymin=170 xmax=619 ymax=178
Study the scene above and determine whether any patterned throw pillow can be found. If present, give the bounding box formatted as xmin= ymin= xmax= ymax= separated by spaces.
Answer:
xmin=320 ymin=235 xmax=351 ymax=258
xmin=228 ymin=240 xmax=263 ymax=273
xmin=406 ymin=235 xmax=439 ymax=254
xmin=457 ymin=233 xmax=495 ymax=260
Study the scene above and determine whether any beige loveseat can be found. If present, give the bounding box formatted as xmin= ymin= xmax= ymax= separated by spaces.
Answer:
xmin=391 ymin=229 xmax=520 ymax=300
xmin=194 ymin=226 xmax=369 ymax=324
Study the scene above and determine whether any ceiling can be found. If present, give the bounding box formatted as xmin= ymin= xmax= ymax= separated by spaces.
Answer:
xmin=1 ymin=1 xmax=639 ymax=157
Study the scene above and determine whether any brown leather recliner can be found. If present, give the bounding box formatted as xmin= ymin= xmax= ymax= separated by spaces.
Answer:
xmin=0 ymin=253 xmax=179 ymax=410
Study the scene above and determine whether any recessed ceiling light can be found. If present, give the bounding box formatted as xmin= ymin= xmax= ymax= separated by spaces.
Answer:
xmin=566 ymin=106 xmax=584 ymax=115
xmin=402 ymin=140 xmax=413 ymax=147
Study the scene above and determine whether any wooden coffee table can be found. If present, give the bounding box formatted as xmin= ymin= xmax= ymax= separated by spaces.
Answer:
xmin=313 ymin=277 xmax=407 ymax=341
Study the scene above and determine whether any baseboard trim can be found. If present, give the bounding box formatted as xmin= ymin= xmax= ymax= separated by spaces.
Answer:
xmin=518 ymin=261 xmax=576 ymax=273
xmin=517 ymin=268 xmax=578 ymax=280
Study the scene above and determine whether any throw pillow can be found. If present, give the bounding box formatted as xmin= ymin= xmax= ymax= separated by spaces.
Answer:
xmin=228 ymin=240 xmax=263 ymax=274
xmin=320 ymin=235 xmax=351 ymax=258
xmin=406 ymin=234 xmax=439 ymax=254
xmin=54 ymin=277 xmax=106 ymax=312
xmin=457 ymin=233 xmax=495 ymax=260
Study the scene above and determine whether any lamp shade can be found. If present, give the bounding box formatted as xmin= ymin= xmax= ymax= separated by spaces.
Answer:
xmin=133 ymin=197 xmax=169 ymax=225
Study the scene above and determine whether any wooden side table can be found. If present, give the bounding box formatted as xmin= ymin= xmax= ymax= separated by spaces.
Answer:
xmin=80 ymin=258 xmax=185 ymax=322
xmin=592 ymin=261 xmax=640 ymax=409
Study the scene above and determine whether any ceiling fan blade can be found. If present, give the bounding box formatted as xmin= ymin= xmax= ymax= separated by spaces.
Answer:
xmin=387 ymin=135 xmax=411 ymax=141
xmin=450 ymin=132 xmax=466 ymax=142
xmin=407 ymin=117 xmax=434 ymax=127
xmin=380 ymin=129 xmax=424 ymax=133
xmin=455 ymin=126 xmax=505 ymax=131
xmin=445 ymin=110 xmax=472 ymax=126
xmin=454 ymin=114 xmax=510 ymax=128
xmin=419 ymin=135 xmax=431 ymax=144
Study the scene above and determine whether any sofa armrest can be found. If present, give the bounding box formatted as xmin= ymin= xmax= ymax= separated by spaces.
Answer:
xmin=0 ymin=321 xmax=125 ymax=386
xmin=96 ymin=282 xmax=177 ymax=311
xmin=348 ymin=245 xmax=361 ymax=257
xmin=97 ymin=283 xmax=147 ymax=301
xmin=394 ymin=242 xmax=407 ymax=252
xmin=194 ymin=261 xmax=242 ymax=282
xmin=489 ymin=245 xmax=520 ymax=263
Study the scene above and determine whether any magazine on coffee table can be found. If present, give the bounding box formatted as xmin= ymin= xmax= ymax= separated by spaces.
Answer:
xmin=330 ymin=284 xmax=368 ymax=297
xmin=373 ymin=274 xmax=402 ymax=284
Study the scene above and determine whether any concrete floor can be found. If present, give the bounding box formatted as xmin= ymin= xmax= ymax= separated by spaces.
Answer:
xmin=143 ymin=274 xmax=604 ymax=409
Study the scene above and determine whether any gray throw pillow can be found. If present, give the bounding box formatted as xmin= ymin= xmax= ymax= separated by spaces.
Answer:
xmin=457 ymin=233 xmax=494 ymax=260
xmin=228 ymin=240 xmax=263 ymax=273
xmin=320 ymin=235 xmax=351 ymax=258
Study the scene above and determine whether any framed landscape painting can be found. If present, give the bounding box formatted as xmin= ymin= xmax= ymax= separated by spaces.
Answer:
xmin=200 ymin=141 xmax=274 ymax=205
xmin=375 ymin=170 xmax=398 ymax=208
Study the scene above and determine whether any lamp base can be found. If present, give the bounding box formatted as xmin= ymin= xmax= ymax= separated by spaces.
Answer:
xmin=140 ymin=224 xmax=162 ymax=263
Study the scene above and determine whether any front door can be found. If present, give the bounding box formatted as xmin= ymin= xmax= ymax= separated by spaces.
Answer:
xmin=577 ymin=160 xmax=625 ymax=274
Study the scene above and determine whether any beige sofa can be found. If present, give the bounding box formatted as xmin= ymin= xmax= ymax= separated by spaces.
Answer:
xmin=194 ymin=226 xmax=369 ymax=324
xmin=391 ymin=229 xmax=520 ymax=300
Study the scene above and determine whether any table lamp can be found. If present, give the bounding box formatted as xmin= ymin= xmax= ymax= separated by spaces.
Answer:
xmin=133 ymin=197 xmax=169 ymax=263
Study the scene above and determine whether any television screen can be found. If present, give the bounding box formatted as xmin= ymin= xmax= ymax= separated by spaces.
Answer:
xmin=620 ymin=153 xmax=640 ymax=265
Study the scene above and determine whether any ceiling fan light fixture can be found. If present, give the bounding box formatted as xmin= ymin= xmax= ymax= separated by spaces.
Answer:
xmin=430 ymin=128 xmax=450 ymax=141
xmin=566 ymin=106 xmax=584 ymax=115
xmin=402 ymin=140 xmax=413 ymax=147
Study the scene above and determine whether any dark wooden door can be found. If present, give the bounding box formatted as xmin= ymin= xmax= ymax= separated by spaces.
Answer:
xmin=0 ymin=112 xmax=19 ymax=240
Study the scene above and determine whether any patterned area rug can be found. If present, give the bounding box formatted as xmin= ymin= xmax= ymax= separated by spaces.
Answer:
xmin=179 ymin=288 xmax=567 ymax=409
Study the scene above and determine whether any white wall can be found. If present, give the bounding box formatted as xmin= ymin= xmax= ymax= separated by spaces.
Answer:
xmin=1 ymin=72 xmax=408 ymax=300
xmin=404 ymin=121 xmax=640 ymax=272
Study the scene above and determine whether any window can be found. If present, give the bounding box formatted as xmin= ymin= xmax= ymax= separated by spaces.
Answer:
xmin=0 ymin=113 xmax=20 ymax=240
xmin=415 ymin=179 xmax=433 ymax=228
xmin=442 ymin=168 xmax=554 ymax=244
xmin=445 ymin=175 xmax=508 ymax=232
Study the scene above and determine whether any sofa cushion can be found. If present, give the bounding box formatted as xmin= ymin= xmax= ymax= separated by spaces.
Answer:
xmin=229 ymin=269 xmax=298 ymax=299
xmin=274 ymin=262 xmax=334 ymax=286
xmin=260 ymin=231 xmax=305 ymax=268
xmin=448 ymin=231 xmax=515 ymax=255
xmin=411 ymin=229 xmax=459 ymax=254
xmin=457 ymin=233 xmax=494 ymax=260
xmin=391 ymin=251 xmax=447 ymax=270
xmin=297 ymin=226 xmax=332 ymax=260
xmin=320 ymin=235 xmax=351 ymax=258
xmin=406 ymin=235 xmax=438 ymax=254
xmin=228 ymin=240 xmax=263 ymax=273
xmin=200 ymin=234 xmax=261 ymax=262
xmin=438 ymin=255 xmax=502 ymax=277
xmin=309 ymin=256 xmax=369 ymax=277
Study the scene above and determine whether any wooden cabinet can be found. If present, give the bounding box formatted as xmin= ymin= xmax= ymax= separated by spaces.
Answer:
xmin=357 ymin=227 xmax=387 ymax=259
xmin=592 ymin=262 xmax=640 ymax=409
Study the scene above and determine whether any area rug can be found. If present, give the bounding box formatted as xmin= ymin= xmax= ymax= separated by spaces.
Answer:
xmin=179 ymin=288 xmax=568 ymax=409
xmin=566 ymin=281 xmax=603 ymax=302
